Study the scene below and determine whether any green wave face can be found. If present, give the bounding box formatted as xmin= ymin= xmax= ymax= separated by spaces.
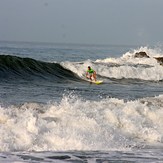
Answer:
xmin=0 ymin=55 xmax=80 ymax=82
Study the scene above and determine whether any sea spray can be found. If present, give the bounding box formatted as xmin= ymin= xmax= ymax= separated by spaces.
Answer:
xmin=62 ymin=46 xmax=163 ymax=81
xmin=0 ymin=94 xmax=162 ymax=152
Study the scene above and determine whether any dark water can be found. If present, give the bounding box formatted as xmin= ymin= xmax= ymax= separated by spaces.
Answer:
xmin=0 ymin=41 xmax=163 ymax=162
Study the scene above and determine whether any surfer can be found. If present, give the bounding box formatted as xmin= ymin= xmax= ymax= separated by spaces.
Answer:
xmin=86 ymin=66 xmax=97 ymax=81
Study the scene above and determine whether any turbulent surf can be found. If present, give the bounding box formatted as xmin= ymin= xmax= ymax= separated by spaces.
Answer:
xmin=0 ymin=42 xmax=163 ymax=162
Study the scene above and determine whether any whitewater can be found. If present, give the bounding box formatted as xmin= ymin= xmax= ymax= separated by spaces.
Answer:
xmin=0 ymin=41 xmax=163 ymax=162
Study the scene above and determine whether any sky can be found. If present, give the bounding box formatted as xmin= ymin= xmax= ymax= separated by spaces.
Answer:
xmin=0 ymin=0 xmax=163 ymax=45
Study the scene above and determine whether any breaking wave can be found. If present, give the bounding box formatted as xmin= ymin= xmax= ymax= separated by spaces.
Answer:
xmin=0 ymin=94 xmax=163 ymax=152
xmin=62 ymin=46 xmax=163 ymax=81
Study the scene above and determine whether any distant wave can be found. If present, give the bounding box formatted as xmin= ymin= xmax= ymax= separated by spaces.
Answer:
xmin=0 ymin=55 xmax=80 ymax=82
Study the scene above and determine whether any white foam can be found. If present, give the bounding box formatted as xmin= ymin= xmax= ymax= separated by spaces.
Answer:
xmin=62 ymin=46 xmax=163 ymax=81
xmin=0 ymin=94 xmax=163 ymax=152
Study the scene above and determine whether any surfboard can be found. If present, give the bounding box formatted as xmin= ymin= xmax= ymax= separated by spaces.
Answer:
xmin=86 ymin=79 xmax=103 ymax=85
xmin=81 ymin=76 xmax=103 ymax=85
xmin=91 ymin=80 xmax=103 ymax=85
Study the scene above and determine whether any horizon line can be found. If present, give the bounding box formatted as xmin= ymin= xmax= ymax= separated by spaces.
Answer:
xmin=0 ymin=40 xmax=143 ymax=47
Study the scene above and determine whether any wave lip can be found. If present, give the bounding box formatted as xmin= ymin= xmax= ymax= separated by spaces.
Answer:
xmin=0 ymin=55 xmax=80 ymax=82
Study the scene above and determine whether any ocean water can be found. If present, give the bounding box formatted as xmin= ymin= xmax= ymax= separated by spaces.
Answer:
xmin=0 ymin=41 xmax=163 ymax=162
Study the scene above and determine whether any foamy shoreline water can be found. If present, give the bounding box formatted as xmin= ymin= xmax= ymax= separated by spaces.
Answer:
xmin=0 ymin=95 xmax=162 ymax=152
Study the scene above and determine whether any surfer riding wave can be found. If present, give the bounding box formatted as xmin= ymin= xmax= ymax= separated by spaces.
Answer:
xmin=86 ymin=66 xmax=97 ymax=81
